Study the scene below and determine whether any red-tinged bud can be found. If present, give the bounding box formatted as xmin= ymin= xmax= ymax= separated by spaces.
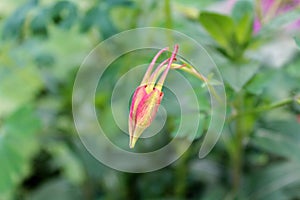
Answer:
xmin=129 ymin=85 xmax=163 ymax=148
xmin=128 ymin=45 xmax=179 ymax=148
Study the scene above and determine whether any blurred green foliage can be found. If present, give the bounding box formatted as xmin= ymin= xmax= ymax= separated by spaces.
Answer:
xmin=0 ymin=0 xmax=300 ymax=199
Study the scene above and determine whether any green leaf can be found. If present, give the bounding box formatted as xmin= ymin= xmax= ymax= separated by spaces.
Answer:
xmin=263 ymin=120 xmax=300 ymax=137
xmin=232 ymin=0 xmax=253 ymax=22
xmin=246 ymin=69 xmax=274 ymax=95
xmin=284 ymin=183 xmax=300 ymax=199
xmin=286 ymin=57 xmax=300 ymax=79
xmin=174 ymin=0 xmax=219 ymax=11
xmin=107 ymin=0 xmax=134 ymax=7
xmin=235 ymin=14 xmax=253 ymax=45
xmin=244 ymin=162 xmax=300 ymax=199
xmin=38 ymin=26 xmax=92 ymax=80
xmin=201 ymin=185 xmax=227 ymax=200
xmin=251 ymin=120 xmax=300 ymax=162
xmin=50 ymin=1 xmax=78 ymax=29
xmin=220 ymin=61 xmax=260 ymax=91
xmin=110 ymin=5 xmax=138 ymax=30
xmin=199 ymin=12 xmax=235 ymax=53
xmin=251 ymin=129 xmax=300 ymax=162
xmin=80 ymin=5 xmax=118 ymax=39
xmin=2 ymin=0 xmax=38 ymax=39
xmin=26 ymin=179 xmax=82 ymax=200
xmin=232 ymin=0 xmax=254 ymax=45
xmin=263 ymin=69 xmax=298 ymax=100
xmin=0 ymin=43 xmax=43 ymax=115
xmin=0 ymin=106 xmax=41 ymax=198
xmin=30 ymin=7 xmax=51 ymax=37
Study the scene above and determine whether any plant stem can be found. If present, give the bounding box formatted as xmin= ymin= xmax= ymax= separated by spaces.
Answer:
xmin=171 ymin=62 xmax=223 ymax=103
xmin=175 ymin=149 xmax=189 ymax=198
xmin=165 ymin=0 xmax=173 ymax=29
xmin=164 ymin=0 xmax=174 ymax=46
xmin=231 ymin=91 xmax=245 ymax=194
xmin=228 ymin=98 xmax=294 ymax=122
xmin=229 ymin=96 xmax=294 ymax=195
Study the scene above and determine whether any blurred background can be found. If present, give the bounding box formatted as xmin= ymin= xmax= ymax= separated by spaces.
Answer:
xmin=0 ymin=0 xmax=300 ymax=199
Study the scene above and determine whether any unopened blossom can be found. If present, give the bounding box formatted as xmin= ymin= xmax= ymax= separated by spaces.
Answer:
xmin=212 ymin=0 xmax=300 ymax=33
xmin=128 ymin=45 xmax=179 ymax=148
xmin=254 ymin=0 xmax=300 ymax=33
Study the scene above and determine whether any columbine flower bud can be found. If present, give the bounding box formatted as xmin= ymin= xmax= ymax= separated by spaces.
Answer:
xmin=128 ymin=45 xmax=179 ymax=148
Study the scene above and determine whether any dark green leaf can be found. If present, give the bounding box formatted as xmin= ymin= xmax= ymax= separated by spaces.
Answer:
xmin=50 ymin=1 xmax=78 ymax=29
xmin=284 ymin=183 xmax=300 ymax=199
xmin=251 ymin=128 xmax=300 ymax=162
xmin=263 ymin=120 xmax=300 ymax=136
xmin=26 ymin=179 xmax=82 ymax=200
xmin=80 ymin=6 xmax=118 ymax=39
xmin=244 ymin=162 xmax=300 ymax=200
xmin=251 ymin=119 xmax=300 ymax=162
xmin=30 ymin=8 xmax=52 ymax=37
xmin=106 ymin=0 xmax=134 ymax=7
xmin=2 ymin=0 xmax=38 ymax=39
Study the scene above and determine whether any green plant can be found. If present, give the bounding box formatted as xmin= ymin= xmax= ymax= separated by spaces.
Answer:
xmin=0 ymin=0 xmax=299 ymax=199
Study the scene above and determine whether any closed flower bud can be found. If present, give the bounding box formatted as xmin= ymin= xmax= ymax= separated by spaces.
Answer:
xmin=128 ymin=45 xmax=179 ymax=148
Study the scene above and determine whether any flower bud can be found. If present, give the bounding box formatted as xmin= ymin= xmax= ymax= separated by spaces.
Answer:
xmin=128 ymin=45 xmax=178 ymax=148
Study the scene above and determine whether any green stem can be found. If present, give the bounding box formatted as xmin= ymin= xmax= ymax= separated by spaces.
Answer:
xmin=175 ymin=149 xmax=189 ymax=198
xmin=231 ymin=92 xmax=244 ymax=194
xmin=157 ymin=63 xmax=207 ymax=83
xmin=164 ymin=0 xmax=173 ymax=45
xmin=229 ymin=96 xmax=294 ymax=195
xmin=165 ymin=0 xmax=173 ymax=29
xmin=228 ymin=98 xmax=294 ymax=122
xmin=175 ymin=62 xmax=223 ymax=103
